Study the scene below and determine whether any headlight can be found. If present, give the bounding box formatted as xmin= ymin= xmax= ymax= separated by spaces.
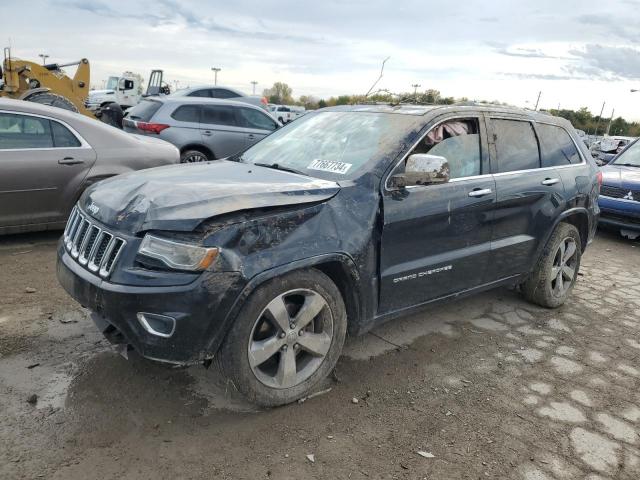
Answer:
xmin=138 ymin=235 xmax=219 ymax=271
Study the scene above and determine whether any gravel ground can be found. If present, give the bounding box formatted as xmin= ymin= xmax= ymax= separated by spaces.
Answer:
xmin=0 ymin=229 xmax=639 ymax=480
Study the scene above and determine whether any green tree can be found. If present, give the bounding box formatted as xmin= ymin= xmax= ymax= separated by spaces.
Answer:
xmin=263 ymin=82 xmax=293 ymax=104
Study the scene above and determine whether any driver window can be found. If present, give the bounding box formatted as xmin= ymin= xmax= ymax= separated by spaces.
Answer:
xmin=411 ymin=118 xmax=481 ymax=179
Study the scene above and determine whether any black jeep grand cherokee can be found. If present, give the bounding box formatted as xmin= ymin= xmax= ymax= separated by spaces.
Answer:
xmin=57 ymin=104 xmax=600 ymax=406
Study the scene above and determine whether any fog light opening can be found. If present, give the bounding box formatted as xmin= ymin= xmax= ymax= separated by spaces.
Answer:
xmin=137 ymin=312 xmax=176 ymax=338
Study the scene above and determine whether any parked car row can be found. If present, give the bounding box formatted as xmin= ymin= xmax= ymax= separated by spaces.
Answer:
xmin=123 ymin=97 xmax=280 ymax=163
xmin=590 ymin=136 xmax=635 ymax=165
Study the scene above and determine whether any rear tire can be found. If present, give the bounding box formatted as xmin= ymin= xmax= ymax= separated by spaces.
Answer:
xmin=180 ymin=149 xmax=211 ymax=163
xmin=218 ymin=269 xmax=347 ymax=407
xmin=522 ymin=223 xmax=581 ymax=308
xmin=24 ymin=92 xmax=79 ymax=112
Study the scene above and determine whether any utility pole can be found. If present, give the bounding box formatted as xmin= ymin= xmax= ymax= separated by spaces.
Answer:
xmin=606 ymin=108 xmax=615 ymax=136
xmin=534 ymin=91 xmax=542 ymax=111
xmin=38 ymin=53 xmax=49 ymax=65
xmin=411 ymin=83 xmax=421 ymax=103
xmin=593 ymin=101 xmax=606 ymax=137
xmin=251 ymin=81 xmax=258 ymax=95
xmin=211 ymin=67 xmax=221 ymax=86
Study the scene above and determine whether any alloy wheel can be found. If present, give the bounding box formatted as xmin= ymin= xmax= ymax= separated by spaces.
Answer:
xmin=182 ymin=152 xmax=208 ymax=163
xmin=550 ymin=237 xmax=578 ymax=297
xmin=247 ymin=289 xmax=333 ymax=389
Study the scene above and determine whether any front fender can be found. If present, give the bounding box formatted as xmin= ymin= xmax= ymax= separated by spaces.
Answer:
xmin=205 ymin=252 xmax=361 ymax=355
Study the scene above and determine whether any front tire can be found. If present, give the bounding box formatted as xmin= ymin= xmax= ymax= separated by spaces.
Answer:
xmin=522 ymin=222 xmax=581 ymax=308
xmin=219 ymin=269 xmax=347 ymax=407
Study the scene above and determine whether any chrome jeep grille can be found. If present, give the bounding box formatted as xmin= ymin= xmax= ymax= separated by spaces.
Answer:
xmin=63 ymin=206 xmax=126 ymax=278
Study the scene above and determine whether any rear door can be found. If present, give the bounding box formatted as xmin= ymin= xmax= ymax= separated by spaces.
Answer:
xmin=486 ymin=116 xmax=566 ymax=281
xmin=200 ymin=104 xmax=247 ymax=158
xmin=379 ymin=115 xmax=496 ymax=313
xmin=235 ymin=107 xmax=279 ymax=148
xmin=0 ymin=111 xmax=96 ymax=227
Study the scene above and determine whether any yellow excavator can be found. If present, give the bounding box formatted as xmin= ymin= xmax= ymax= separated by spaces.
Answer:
xmin=0 ymin=47 xmax=123 ymax=126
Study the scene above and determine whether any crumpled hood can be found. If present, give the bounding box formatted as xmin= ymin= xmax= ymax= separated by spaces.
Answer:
xmin=81 ymin=160 xmax=340 ymax=233
xmin=601 ymin=164 xmax=640 ymax=188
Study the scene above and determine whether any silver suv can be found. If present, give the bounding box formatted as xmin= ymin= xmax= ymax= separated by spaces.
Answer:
xmin=123 ymin=97 xmax=280 ymax=163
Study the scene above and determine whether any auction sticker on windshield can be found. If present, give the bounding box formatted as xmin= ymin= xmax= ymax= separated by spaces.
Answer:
xmin=308 ymin=159 xmax=352 ymax=174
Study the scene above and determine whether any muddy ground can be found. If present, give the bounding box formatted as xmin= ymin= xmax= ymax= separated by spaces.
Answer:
xmin=1 ymin=229 xmax=639 ymax=480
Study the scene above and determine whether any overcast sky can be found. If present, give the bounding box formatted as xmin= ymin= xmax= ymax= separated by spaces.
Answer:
xmin=3 ymin=0 xmax=640 ymax=119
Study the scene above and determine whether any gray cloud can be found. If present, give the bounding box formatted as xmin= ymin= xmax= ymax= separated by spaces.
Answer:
xmin=568 ymin=44 xmax=640 ymax=80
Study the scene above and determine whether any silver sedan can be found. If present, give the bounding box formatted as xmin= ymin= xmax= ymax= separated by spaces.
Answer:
xmin=0 ymin=98 xmax=180 ymax=235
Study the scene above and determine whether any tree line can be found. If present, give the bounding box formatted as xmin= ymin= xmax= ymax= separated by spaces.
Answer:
xmin=262 ymin=82 xmax=639 ymax=137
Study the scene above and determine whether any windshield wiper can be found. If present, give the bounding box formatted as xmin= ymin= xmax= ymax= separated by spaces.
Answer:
xmin=253 ymin=162 xmax=307 ymax=176
xmin=616 ymin=163 xmax=640 ymax=168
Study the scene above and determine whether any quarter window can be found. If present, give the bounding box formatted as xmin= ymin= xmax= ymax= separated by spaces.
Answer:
xmin=537 ymin=124 xmax=582 ymax=166
xmin=237 ymin=108 xmax=278 ymax=131
xmin=211 ymin=89 xmax=238 ymax=99
xmin=201 ymin=105 xmax=237 ymax=127
xmin=0 ymin=113 xmax=54 ymax=149
xmin=171 ymin=105 xmax=201 ymax=123
xmin=410 ymin=118 xmax=482 ymax=179
xmin=493 ymin=119 xmax=540 ymax=172
xmin=51 ymin=121 xmax=81 ymax=147
xmin=188 ymin=89 xmax=211 ymax=98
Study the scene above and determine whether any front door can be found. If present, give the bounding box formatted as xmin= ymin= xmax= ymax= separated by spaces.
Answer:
xmin=235 ymin=106 xmax=279 ymax=148
xmin=0 ymin=112 xmax=96 ymax=228
xmin=379 ymin=115 xmax=496 ymax=314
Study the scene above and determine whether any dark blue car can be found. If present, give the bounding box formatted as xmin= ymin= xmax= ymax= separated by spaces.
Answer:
xmin=599 ymin=139 xmax=640 ymax=239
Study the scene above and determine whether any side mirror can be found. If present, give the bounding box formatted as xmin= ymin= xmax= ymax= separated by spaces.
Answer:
xmin=390 ymin=154 xmax=450 ymax=189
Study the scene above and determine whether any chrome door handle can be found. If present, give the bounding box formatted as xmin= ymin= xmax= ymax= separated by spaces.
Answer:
xmin=541 ymin=178 xmax=560 ymax=186
xmin=468 ymin=188 xmax=492 ymax=197
xmin=58 ymin=157 xmax=84 ymax=165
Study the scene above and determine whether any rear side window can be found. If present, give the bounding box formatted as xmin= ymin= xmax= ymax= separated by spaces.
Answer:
xmin=127 ymin=100 xmax=162 ymax=121
xmin=201 ymin=105 xmax=237 ymax=127
xmin=493 ymin=119 xmax=540 ymax=172
xmin=0 ymin=112 xmax=53 ymax=149
xmin=211 ymin=89 xmax=238 ymax=99
xmin=188 ymin=89 xmax=211 ymax=98
xmin=171 ymin=105 xmax=201 ymax=123
xmin=51 ymin=121 xmax=81 ymax=147
xmin=537 ymin=124 xmax=582 ymax=166
xmin=237 ymin=108 xmax=278 ymax=131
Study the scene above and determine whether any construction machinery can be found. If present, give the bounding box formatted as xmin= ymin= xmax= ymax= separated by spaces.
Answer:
xmin=0 ymin=47 xmax=94 ymax=115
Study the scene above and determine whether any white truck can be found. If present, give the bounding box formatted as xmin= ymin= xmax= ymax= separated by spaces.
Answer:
xmin=85 ymin=71 xmax=144 ymax=112
xmin=268 ymin=104 xmax=306 ymax=124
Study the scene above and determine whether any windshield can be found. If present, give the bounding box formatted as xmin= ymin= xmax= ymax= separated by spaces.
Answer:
xmin=106 ymin=76 xmax=119 ymax=90
xmin=239 ymin=111 xmax=423 ymax=180
xmin=611 ymin=140 xmax=640 ymax=167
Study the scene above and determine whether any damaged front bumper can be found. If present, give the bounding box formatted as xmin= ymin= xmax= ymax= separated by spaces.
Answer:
xmin=56 ymin=240 xmax=245 ymax=364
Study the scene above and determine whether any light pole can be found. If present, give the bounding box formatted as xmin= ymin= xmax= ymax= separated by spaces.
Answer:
xmin=250 ymin=81 xmax=258 ymax=95
xmin=38 ymin=53 xmax=49 ymax=65
xmin=411 ymin=83 xmax=421 ymax=103
xmin=534 ymin=91 xmax=542 ymax=111
xmin=211 ymin=67 xmax=221 ymax=86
